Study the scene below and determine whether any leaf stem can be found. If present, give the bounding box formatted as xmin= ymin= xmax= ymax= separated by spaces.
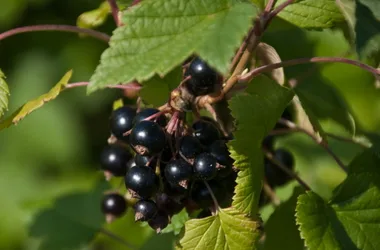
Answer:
xmin=278 ymin=118 xmax=348 ymax=173
xmin=263 ymin=148 xmax=311 ymax=190
xmin=239 ymin=57 xmax=380 ymax=82
xmin=267 ymin=0 xmax=294 ymax=23
xmin=107 ymin=0 xmax=121 ymax=26
xmin=99 ymin=228 xmax=138 ymax=250
xmin=264 ymin=0 xmax=277 ymax=13
xmin=65 ymin=82 xmax=142 ymax=90
xmin=262 ymin=180 xmax=281 ymax=206
xmin=0 ymin=25 xmax=110 ymax=43
xmin=325 ymin=132 xmax=370 ymax=148
xmin=203 ymin=181 xmax=220 ymax=210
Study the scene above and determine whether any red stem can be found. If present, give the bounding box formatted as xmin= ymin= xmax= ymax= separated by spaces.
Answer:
xmin=239 ymin=57 xmax=380 ymax=82
xmin=264 ymin=0 xmax=276 ymax=13
xmin=0 ymin=25 xmax=110 ymax=43
xmin=268 ymin=0 xmax=294 ymax=20
xmin=107 ymin=0 xmax=121 ymax=26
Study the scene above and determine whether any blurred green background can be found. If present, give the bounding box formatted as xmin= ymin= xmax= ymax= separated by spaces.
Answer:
xmin=0 ymin=1 xmax=379 ymax=250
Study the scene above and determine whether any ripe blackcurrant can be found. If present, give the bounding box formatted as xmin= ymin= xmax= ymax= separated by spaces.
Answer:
xmin=130 ymin=121 xmax=166 ymax=156
xmin=184 ymin=57 xmax=219 ymax=96
xmin=155 ymin=193 xmax=184 ymax=216
xmin=192 ymin=119 xmax=220 ymax=146
xmin=110 ymin=106 xmax=136 ymax=139
xmin=164 ymin=158 xmax=193 ymax=188
xmin=126 ymin=158 xmax=137 ymax=171
xmin=190 ymin=181 xmax=225 ymax=209
xmin=274 ymin=149 xmax=294 ymax=169
xmin=134 ymin=108 xmax=167 ymax=127
xmin=134 ymin=154 xmax=157 ymax=168
xmin=193 ymin=153 xmax=218 ymax=180
xmin=148 ymin=212 xmax=169 ymax=233
xmin=208 ymin=140 xmax=233 ymax=167
xmin=100 ymin=144 xmax=132 ymax=176
xmin=133 ymin=199 xmax=158 ymax=221
xmin=125 ymin=166 xmax=158 ymax=198
xmin=101 ymin=193 xmax=127 ymax=217
xmin=179 ymin=135 xmax=203 ymax=159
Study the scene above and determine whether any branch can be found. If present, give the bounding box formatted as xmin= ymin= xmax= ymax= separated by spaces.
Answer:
xmin=264 ymin=0 xmax=277 ymax=13
xmin=278 ymin=118 xmax=348 ymax=173
xmin=239 ymin=57 xmax=380 ymax=82
xmin=0 ymin=25 xmax=110 ymax=43
xmin=268 ymin=0 xmax=294 ymax=21
xmin=99 ymin=229 xmax=138 ymax=250
xmin=65 ymin=82 xmax=142 ymax=90
xmin=263 ymin=148 xmax=311 ymax=190
xmin=107 ymin=0 xmax=121 ymax=26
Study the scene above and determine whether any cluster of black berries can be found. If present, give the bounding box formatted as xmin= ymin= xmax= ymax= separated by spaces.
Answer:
xmin=99 ymin=58 xmax=235 ymax=232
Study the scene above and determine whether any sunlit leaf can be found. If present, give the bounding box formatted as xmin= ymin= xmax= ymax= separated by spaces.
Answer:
xmin=0 ymin=69 xmax=10 ymax=119
xmin=77 ymin=2 xmax=110 ymax=29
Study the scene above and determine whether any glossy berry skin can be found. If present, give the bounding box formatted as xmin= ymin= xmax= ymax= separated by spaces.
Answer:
xmin=134 ymin=108 xmax=167 ymax=127
xmin=148 ymin=212 xmax=169 ymax=233
xmin=184 ymin=57 xmax=219 ymax=96
xmin=164 ymin=159 xmax=193 ymax=188
xmin=179 ymin=135 xmax=203 ymax=159
xmin=155 ymin=193 xmax=184 ymax=216
xmin=110 ymin=106 xmax=136 ymax=139
xmin=191 ymin=181 xmax=225 ymax=209
xmin=126 ymin=158 xmax=137 ymax=171
xmin=100 ymin=144 xmax=132 ymax=176
xmin=125 ymin=166 xmax=158 ymax=198
xmin=192 ymin=120 xmax=220 ymax=146
xmin=134 ymin=154 xmax=157 ymax=168
xmin=193 ymin=153 xmax=218 ymax=180
xmin=101 ymin=193 xmax=127 ymax=217
xmin=208 ymin=140 xmax=233 ymax=167
xmin=130 ymin=121 xmax=166 ymax=156
xmin=265 ymin=149 xmax=294 ymax=187
xmin=133 ymin=199 xmax=158 ymax=221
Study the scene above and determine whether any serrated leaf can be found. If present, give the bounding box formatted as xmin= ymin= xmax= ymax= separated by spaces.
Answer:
xmin=263 ymin=187 xmax=304 ymax=250
xmin=296 ymin=149 xmax=380 ymax=250
xmin=140 ymin=67 xmax=182 ymax=107
xmin=161 ymin=209 xmax=189 ymax=235
xmin=228 ymin=75 xmax=293 ymax=215
xmin=29 ymin=180 xmax=109 ymax=250
xmin=177 ymin=207 xmax=261 ymax=250
xmin=275 ymin=0 xmax=344 ymax=29
xmin=358 ymin=0 xmax=380 ymax=20
xmin=88 ymin=0 xmax=258 ymax=93
xmin=0 ymin=69 xmax=10 ymax=118
xmin=77 ymin=1 xmax=110 ymax=29
xmin=116 ymin=0 xmax=133 ymax=10
xmin=0 ymin=70 xmax=72 ymax=131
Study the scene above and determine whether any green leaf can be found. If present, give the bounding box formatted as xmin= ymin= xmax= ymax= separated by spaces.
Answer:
xmin=161 ymin=209 xmax=189 ymax=235
xmin=358 ymin=0 xmax=380 ymax=19
xmin=0 ymin=69 xmax=10 ymax=119
xmin=77 ymin=1 xmax=110 ymax=29
xmin=294 ymin=78 xmax=355 ymax=135
xmin=88 ymin=0 xmax=258 ymax=93
xmin=296 ymin=149 xmax=380 ymax=250
xmin=29 ymin=180 xmax=109 ymax=250
xmin=140 ymin=67 xmax=182 ymax=107
xmin=116 ymin=0 xmax=133 ymax=10
xmin=275 ymin=0 xmax=344 ymax=29
xmin=229 ymin=75 xmax=293 ymax=215
xmin=263 ymin=187 xmax=304 ymax=250
xmin=177 ymin=207 xmax=261 ymax=250
xmin=0 ymin=70 xmax=72 ymax=131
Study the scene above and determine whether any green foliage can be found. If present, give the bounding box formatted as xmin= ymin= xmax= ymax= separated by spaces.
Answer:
xmin=358 ymin=0 xmax=380 ymax=19
xmin=140 ymin=67 xmax=182 ymax=107
xmin=88 ymin=0 xmax=258 ymax=93
xmin=275 ymin=0 xmax=344 ymax=28
xmin=29 ymin=180 xmax=109 ymax=250
xmin=77 ymin=1 xmax=110 ymax=29
xmin=296 ymin=149 xmax=380 ymax=250
xmin=229 ymin=75 xmax=293 ymax=215
xmin=263 ymin=187 xmax=304 ymax=250
xmin=178 ymin=207 xmax=261 ymax=250
xmin=161 ymin=209 xmax=189 ymax=235
xmin=0 ymin=69 xmax=9 ymax=118
xmin=0 ymin=70 xmax=72 ymax=131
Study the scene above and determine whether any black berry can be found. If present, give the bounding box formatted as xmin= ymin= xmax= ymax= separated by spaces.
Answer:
xmin=179 ymin=135 xmax=203 ymax=159
xmin=148 ymin=212 xmax=169 ymax=233
xmin=192 ymin=120 xmax=220 ymax=146
xmin=274 ymin=149 xmax=294 ymax=169
xmin=101 ymin=193 xmax=127 ymax=217
xmin=134 ymin=108 xmax=167 ymax=127
xmin=110 ymin=106 xmax=136 ymax=139
xmin=130 ymin=121 xmax=166 ymax=156
xmin=184 ymin=57 xmax=219 ymax=96
xmin=126 ymin=158 xmax=137 ymax=171
xmin=191 ymin=181 xmax=225 ymax=209
xmin=193 ymin=153 xmax=218 ymax=180
xmin=164 ymin=158 xmax=193 ymax=188
xmin=133 ymin=199 xmax=158 ymax=221
xmin=155 ymin=193 xmax=184 ymax=216
xmin=125 ymin=166 xmax=158 ymax=198
xmin=208 ymin=140 xmax=233 ymax=167
xmin=135 ymin=154 xmax=157 ymax=168
xmin=100 ymin=144 xmax=132 ymax=176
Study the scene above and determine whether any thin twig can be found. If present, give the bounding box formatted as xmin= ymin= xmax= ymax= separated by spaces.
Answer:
xmin=99 ymin=229 xmax=138 ymax=250
xmin=107 ymin=0 xmax=121 ymax=26
xmin=239 ymin=57 xmax=380 ymax=83
xmin=263 ymin=148 xmax=311 ymax=190
xmin=278 ymin=118 xmax=348 ymax=173
xmin=264 ymin=0 xmax=277 ymax=13
xmin=267 ymin=0 xmax=294 ymax=22
xmin=0 ymin=25 xmax=110 ymax=43
xmin=65 ymin=82 xmax=142 ymax=90
xmin=262 ymin=181 xmax=281 ymax=206
xmin=204 ymin=181 xmax=220 ymax=210
xmin=325 ymin=132 xmax=370 ymax=148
